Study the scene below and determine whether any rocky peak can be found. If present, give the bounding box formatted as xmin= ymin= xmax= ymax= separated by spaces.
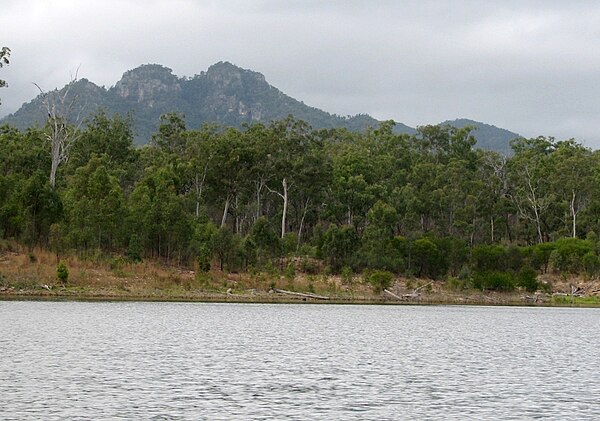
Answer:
xmin=205 ymin=61 xmax=266 ymax=87
xmin=113 ymin=64 xmax=181 ymax=102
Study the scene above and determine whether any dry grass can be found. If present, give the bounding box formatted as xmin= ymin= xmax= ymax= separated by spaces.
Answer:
xmin=2 ymin=241 xmax=600 ymax=306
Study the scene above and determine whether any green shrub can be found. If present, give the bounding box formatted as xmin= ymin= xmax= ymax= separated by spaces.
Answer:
xmin=196 ymin=245 xmax=212 ymax=272
xmin=411 ymin=238 xmax=443 ymax=278
xmin=530 ymin=242 xmax=556 ymax=273
xmin=471 ymin=245 xmax=507 ymax=272
xmin=549 ymin=238 xmax=593 ymax=273
xmin=284 ymin=263 xmax=295 ymax=280
xmin=516 ymin=266 xmax=539 ymax=292
xmin=340 ymin=266 xmax=354 ymax=285
xmin=446 ymin=276 xmax=473 ymax=291
xmin=57 ymin=262 xmax=69 ymax=284
xmin=282 ymin=232 xmax=299 ymax=256
xmin=299 ymin=256 xmax=319 ymax=274
xmin=127 ymin=234 xmax=143 ymax=262
xmin=582 ymin=251 xmax=600 ymax=277
xmin=369 ymin=270 xmax=394 ymax=294
xmin=473 ymin=271 xmax=515 ymax=291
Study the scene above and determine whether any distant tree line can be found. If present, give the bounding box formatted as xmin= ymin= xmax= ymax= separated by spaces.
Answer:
xmin=2 ymin=111 xmax=600 ymax=290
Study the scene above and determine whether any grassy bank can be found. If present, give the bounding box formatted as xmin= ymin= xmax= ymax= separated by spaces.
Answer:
xmin=2 ymin=244 xmax=600 ymax=307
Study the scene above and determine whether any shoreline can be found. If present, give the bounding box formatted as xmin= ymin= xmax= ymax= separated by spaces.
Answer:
xmin=3 ymin=246 xmax=600 ymax=308
xmin=2 ymin=289 xmax=599 ymax=308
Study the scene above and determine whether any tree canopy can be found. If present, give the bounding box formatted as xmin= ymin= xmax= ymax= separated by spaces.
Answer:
xmin=2 ymin=111 xmax=600 ymax=284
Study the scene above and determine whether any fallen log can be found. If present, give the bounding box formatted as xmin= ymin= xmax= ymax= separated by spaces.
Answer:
xmin=272 ymin=288 xmax=330 ymax=300
xmin=383 ymin=289 xmax=402 ymax=300
xmin=413 ymin=281 xmax=433 ymax=293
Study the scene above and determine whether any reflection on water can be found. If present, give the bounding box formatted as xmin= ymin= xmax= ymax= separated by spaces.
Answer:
xmin=1 ymin=301 xmax=599 ymax=420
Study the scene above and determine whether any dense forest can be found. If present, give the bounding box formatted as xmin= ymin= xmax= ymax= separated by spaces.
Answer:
xmin=2 ymin=108 xmax=600 ymax=292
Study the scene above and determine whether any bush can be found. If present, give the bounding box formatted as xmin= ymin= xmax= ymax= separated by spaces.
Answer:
xmin=516 ymin=266 xmax=539 ymax=292
xmin=196 ymin=245 xmax=212 ymax=272
xmin=369 ymin=270 xmax=394 ymax=294
xmin=57 ymin=262 xmax=69 ymax=284
xmin=127 ymin=234 xmax=143 ymax=262
xmin=299 ymin=256 xmax=320 ymax=274
xmin=411 ymin=238 xmax=443 ymax=278
xmin=530 ymin=243 xmax=556 ymax=273
xmin=446 ymin=276 xmax=473 ymax=291
xmin=471 ymin=245 xmax=507 ymax=272
xmin=340 ymin=266 xmax=354 ymax=285
xmin=284 ymin=263 xmax=295 ymax=280
xmin=282 ymin=232 xmax=299 ymax=256
xmin=549 ymin=238 xmax=593 ymax=273
xmin=473 ymin=271 xmax=515 ymax=291
xmin=582 ymin=251 xmax=600 ymax=277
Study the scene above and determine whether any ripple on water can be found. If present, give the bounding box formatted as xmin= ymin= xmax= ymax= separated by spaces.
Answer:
xmin=1 ymin=302 xmax=599 ymax=420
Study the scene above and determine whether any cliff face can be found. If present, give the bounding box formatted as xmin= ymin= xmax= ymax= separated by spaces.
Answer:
xmin=112 ymin=64 xmax=181 ymax=105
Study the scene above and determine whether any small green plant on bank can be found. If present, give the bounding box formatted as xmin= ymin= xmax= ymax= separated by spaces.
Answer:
xmin=126 ymin=234 xmax=143 ymax=262
xmin=341 ymin=266 xmax=354 ymax=285
xmin=57 ymin=262 xmax=69 ymax=284
xmin=445 ymin=276 xmax=473 ymax=291
xmin=369 ymin=270 xmax=393 ymax=294
xmin=284 ymin=263 xmax=295 ymax=280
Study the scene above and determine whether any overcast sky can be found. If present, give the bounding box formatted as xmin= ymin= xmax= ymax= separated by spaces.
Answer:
xmin=2 ymin=0 xmax=600 ymax=146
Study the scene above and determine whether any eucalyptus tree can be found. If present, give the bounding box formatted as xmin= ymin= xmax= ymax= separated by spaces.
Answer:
xmin=549 ymin=140 xmax=595 ymax=238
xmin=264 ymin=117 xmax=315 ymax=238
xmin=63 ymin=156 xmax=126 ymax=251
xmin=183 ymin=124 xmax=219 ymax=218
xmin=206 ymin=127 xmax=252 ymax=230
xmin=508 ymin=137 xmax=556 ymax=243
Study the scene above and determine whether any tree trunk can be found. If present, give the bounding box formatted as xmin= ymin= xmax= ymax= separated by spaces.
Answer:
xmin=297 ymin=198 xmax=310 ymax=250
xmin=255 ymin=180 xmax=265 ymax=222
xmin=571 ymin=189 xmax=577 ymax=238
xmin=221 ymin=196 xmax=230 ymax=228
xmin=50 ymin=136 xmax=60 ymax=188
xmin=281 ymin=178 xmax=288 ymax=238
xmin=195 ymin=174 xmax=201 ymax=218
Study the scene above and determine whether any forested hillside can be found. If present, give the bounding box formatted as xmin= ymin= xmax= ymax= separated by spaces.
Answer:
xmin=1 ymin=111 xmax=599 ymax=291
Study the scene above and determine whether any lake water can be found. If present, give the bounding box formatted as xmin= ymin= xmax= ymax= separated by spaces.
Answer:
xmin=1 ymin=301 xmax=599 ymax=420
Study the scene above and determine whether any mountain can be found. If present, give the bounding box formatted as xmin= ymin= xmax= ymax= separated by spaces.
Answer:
xmin=1 ymin=62 xmax=517 ymax=153
xmin=1 ymin=62 xmax=415 ymax=144
xmin=440 ymin=118 xmax=520 ymax=155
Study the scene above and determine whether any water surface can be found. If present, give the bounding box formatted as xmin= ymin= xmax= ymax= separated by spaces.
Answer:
xmin=1 ymin=301 xmax=599 ymax=420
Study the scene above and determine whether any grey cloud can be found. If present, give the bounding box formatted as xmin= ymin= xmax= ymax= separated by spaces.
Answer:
xmin=2 ymin=0 xmax=600 ymax=146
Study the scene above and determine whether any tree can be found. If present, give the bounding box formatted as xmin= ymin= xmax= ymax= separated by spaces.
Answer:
xmin=35 ymin=74 xmax=84 ymax=188
xmin=508 ymin=137 xmax=555 ymax=243
xmin=550 ymin=141 xmax=595 ymax=238
xmin=264 ymin=117 xmax=313 ymax=238
xmin=63 ymin=156 xmax=127 ymax=251
xmin=0 ymin=46 xmax=10 ymax=104
xmin=69 ymin=110 xmax=137 ymax=173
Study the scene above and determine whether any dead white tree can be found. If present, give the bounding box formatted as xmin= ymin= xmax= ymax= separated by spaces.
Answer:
xmin=34 ymin=71 xmax=84 ymax=188
xmin=266 ymin=177 xmax=290 ymax=238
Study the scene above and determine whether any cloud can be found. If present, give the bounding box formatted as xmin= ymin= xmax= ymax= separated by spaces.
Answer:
xmin=2 ymin=0 xmax=600 ymax=145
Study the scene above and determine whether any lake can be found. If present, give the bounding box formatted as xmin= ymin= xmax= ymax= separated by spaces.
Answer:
xmin=1 ymin=301 xmax=599 ymax=420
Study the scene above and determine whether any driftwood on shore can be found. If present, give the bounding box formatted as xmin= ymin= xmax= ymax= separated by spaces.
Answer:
xmin=272 ymin=288 xmax=330 ymax=300
xmin=383 ymin=289 xmax=402 ymax=300
xmin=384 ymin=281 xmax=434 ymax=300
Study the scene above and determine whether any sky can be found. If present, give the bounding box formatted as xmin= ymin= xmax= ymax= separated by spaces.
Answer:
xmin=2 ymin=0 xmax=600 ymax=146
